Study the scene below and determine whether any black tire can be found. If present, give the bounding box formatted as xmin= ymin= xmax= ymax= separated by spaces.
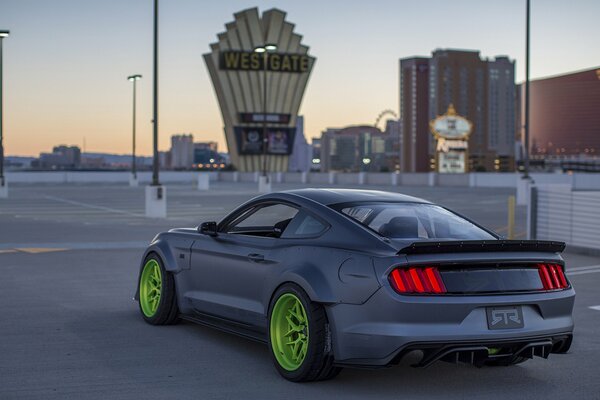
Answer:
xmin=139 ymin=254 xmax=179 ymax=326
xmin=268 ymin=283 xmax=342 ymax=382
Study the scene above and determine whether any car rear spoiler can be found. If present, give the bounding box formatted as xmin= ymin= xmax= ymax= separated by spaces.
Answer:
xmin=398 ymin=240 xmax=566 ymax=255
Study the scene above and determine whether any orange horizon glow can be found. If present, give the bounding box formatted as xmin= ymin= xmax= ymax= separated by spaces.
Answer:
xmin=2 ymin=0 xmax=600 ymax=157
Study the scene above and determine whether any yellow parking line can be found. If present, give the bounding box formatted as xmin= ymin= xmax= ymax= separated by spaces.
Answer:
xmin=15 ymin=248 xmax=69 ymax=254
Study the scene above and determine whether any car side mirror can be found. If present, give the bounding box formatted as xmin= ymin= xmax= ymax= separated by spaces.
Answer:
xmin=198 ymin=221 xmax=218 ymax=237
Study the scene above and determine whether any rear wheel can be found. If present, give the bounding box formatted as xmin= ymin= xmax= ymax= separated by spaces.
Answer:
xmin=268 ymin=284 xmax=341 ymax=382
xmin=138 ymin=255 xmax=179 ymax=325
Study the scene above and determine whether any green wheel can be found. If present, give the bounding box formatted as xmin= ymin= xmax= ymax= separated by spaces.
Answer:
xmin=138 ymin=255 xmax=179 ymax=325
xmin=140 ymin=259 xmax=162 ymax=317
xmin=268 ymin=284 xmax=342 ymax=382
xmin=270 ymin=293 xmax=309 ymax=371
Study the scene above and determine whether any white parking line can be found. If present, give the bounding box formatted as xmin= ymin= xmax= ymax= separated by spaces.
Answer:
xmin=43 ymin=195 xmax=144 ymax=217
xmin=567 ymin=267 xmax=600 ymax=276
xmin=567 ymin=264 xmax=600 ymax=272
xmin=589 ymin=306 xmax=600 ymax=311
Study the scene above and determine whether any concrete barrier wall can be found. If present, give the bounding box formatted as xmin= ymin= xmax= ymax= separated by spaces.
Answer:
xmin=437 ymin=173 xmax=470 ymax=187
xmin=6 ymin=171 xmax=599 ymax=190
xmin=218 ymin=172 xmax=236 ymax=182
xmin=366 ymin=173 xmax=393 ymax=185
xmin=7 ymin=171 xmax=218 ymax=184
xmin=307 ymin=173 xmax=331 ymax=184
xmin=399 ymin=173 xmax=430 ymax=186
xmin=283 ymin=172 xmax=304 ymax=183
xmin=336 ymin=173 xmax=361 ymax=185
xmin=238 ymin=172 xmax=258 ymax=183
xmin=470 ymin=173 xmax=517 ymax=188
xmin=572 ymin=174 xmax=600 ymax=190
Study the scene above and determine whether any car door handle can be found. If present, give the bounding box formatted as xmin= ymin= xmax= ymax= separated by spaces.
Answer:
xmin=247 ymin=253 xmax=265 ymax=262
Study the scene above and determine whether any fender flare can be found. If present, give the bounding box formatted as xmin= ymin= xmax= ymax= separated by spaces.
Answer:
xmin=133 ymin=239 xmax=180 ymax=300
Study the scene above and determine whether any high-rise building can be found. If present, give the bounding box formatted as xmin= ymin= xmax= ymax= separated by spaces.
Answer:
xmin=400 ymin=49 xmax=516 ymax=172
xmin=429 ymin=49 xmax=491 ymax=171
xmin=170 ymin=134 xmax=194 ymax=169
xmin=519 ymin=67 xmax=600 ymax=160
xmin=488 ymin=56 xmax=516 ymax=171
xmin=400 ymin=57 xmax=430 ymax=172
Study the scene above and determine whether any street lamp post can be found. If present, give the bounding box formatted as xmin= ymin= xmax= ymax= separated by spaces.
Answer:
xmin=254 ymin=44 xmax=277 ymax=192
xmin=523 ymin=0 xmax=531 ymax=179
xmin=0 ymin=30 xmax=9 ymax=196
xmin=127 ymin=74 xmax=142 ymax=186
xmin=152 ymin=0 xmax=160 ymax=187
xmin=145 ymin=0 xmax=166 ymax=217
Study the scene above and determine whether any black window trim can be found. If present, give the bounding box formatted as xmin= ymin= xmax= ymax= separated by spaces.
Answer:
xmin=218 ymin=199 xmax=331 ymax=239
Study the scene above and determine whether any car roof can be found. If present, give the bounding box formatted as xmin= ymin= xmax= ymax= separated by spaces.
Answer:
xmin=281 ymin=188 xmax=430 ymax=206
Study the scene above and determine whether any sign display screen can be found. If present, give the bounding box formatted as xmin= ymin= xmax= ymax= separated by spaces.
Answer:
xmin=220 ymin=51 xmax=310 ymax=73
xmin=439 ymin=151 xmax=466 ymax=173
xmin=235 ymin=127 xmax=296 ymax=155
xmin=239 ymin=113 xmax=291 ymax=124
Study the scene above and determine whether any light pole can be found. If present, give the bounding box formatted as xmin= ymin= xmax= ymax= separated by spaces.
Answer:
xmin=152 ymin=0 xmax=160 ymax=187
xmin=254 ymin=44 xmax=277 ymax=183
xmin=0 ymin=30 xmax=9 ymax=194
xmin=523 ymin=0 xmax=531 ymax=179
xmin=145 ymin=0 xmax=166 ymax=217
xmin=127 ymin=74 xmax=142 ymax=184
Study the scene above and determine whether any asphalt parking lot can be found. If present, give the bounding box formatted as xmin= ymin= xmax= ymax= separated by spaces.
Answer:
xmin=1 ymin=182 xmax=599 ymax=399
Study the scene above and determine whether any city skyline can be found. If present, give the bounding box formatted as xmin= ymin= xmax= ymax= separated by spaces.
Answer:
xmin=1 ymin=0 xmax=599 ymax=157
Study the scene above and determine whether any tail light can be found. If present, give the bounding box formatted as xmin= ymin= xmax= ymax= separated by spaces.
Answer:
xmin=538 ymin=264 xmax=569 ymax=290
xmin=389 ymin=267 xmax=446 ymax=294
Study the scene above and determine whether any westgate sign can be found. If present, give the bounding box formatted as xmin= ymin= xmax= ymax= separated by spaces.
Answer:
xmin=220 ymin=51 xmax=310 ymax=73
xmin=204 ymin=7 xmax=315 ymax=172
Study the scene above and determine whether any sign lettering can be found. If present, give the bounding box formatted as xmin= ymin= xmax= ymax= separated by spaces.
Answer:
xmin=220 ymin=51 xmax=310 ymax=73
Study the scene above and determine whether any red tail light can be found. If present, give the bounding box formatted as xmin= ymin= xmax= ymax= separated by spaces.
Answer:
xmin=389 ymin=267 xmax=446 ymax=294
xmin=538 ymin=264 xmax=569 ymax=290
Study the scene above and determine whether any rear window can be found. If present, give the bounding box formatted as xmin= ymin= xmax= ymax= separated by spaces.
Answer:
xmin=335 ymin=202 xmax=495 ymax=240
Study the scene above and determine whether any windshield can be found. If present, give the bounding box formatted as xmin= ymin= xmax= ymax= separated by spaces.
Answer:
xmin=334 ymin=202 xmax=496 ymax=240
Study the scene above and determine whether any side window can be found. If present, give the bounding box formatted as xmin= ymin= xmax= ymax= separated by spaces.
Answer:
xmin=282 ymin=210 xmax=328 ymax=238
xmin=228 ymin=203 xmax=298 ymax=237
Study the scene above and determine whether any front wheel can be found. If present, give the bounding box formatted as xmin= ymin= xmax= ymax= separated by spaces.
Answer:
xmin=138 ymin=255 xmax=179 ymax=325
xmin=268 ymin=284 xmax=341 ymax=382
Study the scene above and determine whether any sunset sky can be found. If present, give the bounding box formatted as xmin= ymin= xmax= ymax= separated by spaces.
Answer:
xmin=1 ymin=0 xmax=599 ymax=157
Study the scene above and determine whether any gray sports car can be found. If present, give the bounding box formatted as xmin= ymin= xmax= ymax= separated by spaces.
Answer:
xmin=135 ymin=189 xmax=574 ymax=382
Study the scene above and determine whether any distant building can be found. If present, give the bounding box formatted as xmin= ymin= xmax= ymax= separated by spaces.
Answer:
xmin=400 ymin=57 xmax=430 ymax=172
xmin=310 ymin=138 xmax=321 ymax=171
xmin=170 ymin=134 xmax=194 ymax=169
xmin=288 ymin=116 xmax=311 ymax=172
xmin=320 ymin=125 xmax=389 ymax=172
xmin=384 ymin=119 xmax=401 ymax=171
xmin=400 ymin=49 xmax=517 ymax=172
xmin=36 ymin=145 xmax=81 ymax=169
xmin=519 ymin=67 xmax=600 ymax=162
xmin=159 ymin=151 xmax=171 ymax=169
xmin=194 ymin=141 xmax=225 ymax=169
xmin=488 ymin=56 xmax=516 ymax=171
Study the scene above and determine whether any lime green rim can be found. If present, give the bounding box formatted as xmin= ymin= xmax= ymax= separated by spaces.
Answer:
xmin=139 ymin=259 xmax=162 ymax=318
xmin=270 ymin=293 xmax=309 ymax=371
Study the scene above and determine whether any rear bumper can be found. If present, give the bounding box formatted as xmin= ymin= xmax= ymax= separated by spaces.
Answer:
xmin=326 ymin=286 xmax=575 ymax=367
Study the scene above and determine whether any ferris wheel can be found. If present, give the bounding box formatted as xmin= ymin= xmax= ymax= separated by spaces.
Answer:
xmin=374 ymin=109 xmax=398 ymax=130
